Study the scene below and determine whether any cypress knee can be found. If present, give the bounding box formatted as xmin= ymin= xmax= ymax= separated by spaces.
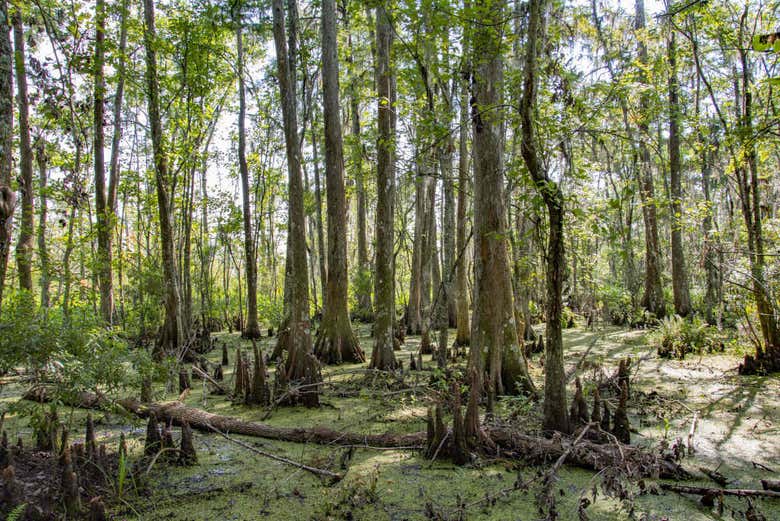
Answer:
xmin=178 ymin=422 xmax=197 ymax=466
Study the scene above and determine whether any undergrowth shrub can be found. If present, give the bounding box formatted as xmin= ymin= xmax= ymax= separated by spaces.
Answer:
xmin=653 ymin=315 xmax=723 ymax=359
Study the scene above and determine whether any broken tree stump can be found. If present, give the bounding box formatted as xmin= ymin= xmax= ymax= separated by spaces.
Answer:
xmin=612 ymin=380 xmax=630 ymax=444
xmin=178 ymin=422 xmax=197 ymax=466
xmin=144 ymin=415 xmax=162 ymax=457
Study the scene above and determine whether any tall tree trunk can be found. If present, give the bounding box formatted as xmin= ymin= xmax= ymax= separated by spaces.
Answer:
xmin=437 ymin=131 xmax=455 ymax=366
xmin=369 ymin=4 xmax=397 ymax=371
xmin=736 ymin=41 xmax=780 ymax=355
xmin=272 ymin=0 xmax=321 ymax=405
xmin=312 ymin=129 xmax=326 ymax=311
xmin=103 ymin=0 xmax=128 ymax=323
xmin=314 ymin=0 xmax=363 ymax=364
xmin=348 ymin=17 xmax=372 ymax=322
xmin=454 ymin=74 xmax=470 ymax=347
xmin=520 ymin=0 xmax=566 ymax=429
xmin=406 ymin=174 xmax=426 ymax=335
xmin=93 ymin=0 xmax=111 ymax=322
xmin=236 ymin=8 xmax=260 ymax=339
xmin=667 ymin=30 xmax=691 ymax=317
xmin=12 ymin=9 xmax=33 ymax=293
xmin=0 ymin=0 xmax=13 ymax=313
xmin=419 ymin=176 xmax=436 ymax=354
xmin=468 ymin=0 xmax=535 ymax=403
xmin=36 ymin=139 xmax=49 ymax=308
xmin=635 ymin=0 xmax=665 ymax=319
xmin=143 ymin=0 xmax=183 ymax=359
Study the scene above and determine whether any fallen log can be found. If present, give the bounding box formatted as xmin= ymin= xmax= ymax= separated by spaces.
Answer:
xmin=660 ymin=483 xmax=780 ymax=499
xmin=24 ymin=387 xmax=688 ymax=479
xmin=23 ymin=387 xmax=425 ymax=449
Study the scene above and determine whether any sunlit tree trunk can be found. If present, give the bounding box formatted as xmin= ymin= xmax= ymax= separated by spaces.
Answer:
xmin=469 ymin=0 xmax=535 ymax=402
xmin=12 ymin=9 xmax=33 ymax=293
xmin=235 ymin=7 xmax=260 ymax=339
xmin=454 ymin=73 xmax=470 ymax=348
xmin=272 ymin=0 xmax=321 ymax=405
xmin=314 ymin=0 xmax=364 ymax=364
xmin=635 ymin=0 xmax=665 ymax=319
xmin=520 ymin=0 xmax=566 ymax=429
xmin=348 ymin=16 xmax=372 ymax=322
xmin=369 ymin=4 xmax=397 ymax=371
xmin=36 ymin=140 xmax=49 ymax=308
xmin=0 ymin=0 xmax=12 ymax=313
xmin=667 ymin=30 xmax=691 ymax=317
xmin=143 ymin=0 xmax=183 ymax=358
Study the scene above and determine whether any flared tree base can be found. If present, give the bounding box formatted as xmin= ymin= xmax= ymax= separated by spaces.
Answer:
xmin=314 ymin=322 xmax=365 ymax=365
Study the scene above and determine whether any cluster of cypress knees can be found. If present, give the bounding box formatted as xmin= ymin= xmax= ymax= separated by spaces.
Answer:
xmin=424 ymin=358 xmax=633 ymax=466
xmin=179 ymin=339 xmax=273 ymax=406
xmin=0 ymin=412 xmax=113 ymax=519
xmin=0 ymin=406 xmax=199 ymax=519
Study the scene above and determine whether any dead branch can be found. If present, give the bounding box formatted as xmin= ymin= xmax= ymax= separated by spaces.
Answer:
xmin=660 ymin=483 xmax=780 ymax=499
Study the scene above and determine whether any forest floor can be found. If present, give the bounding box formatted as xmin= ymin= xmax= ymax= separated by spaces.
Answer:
xmin=2 ymin=323 xmax=779 ymax=520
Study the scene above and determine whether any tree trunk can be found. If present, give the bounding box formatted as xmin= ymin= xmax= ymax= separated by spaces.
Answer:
xmin=312 ymin=130 xmax=327 ymax=312
xmin=236 ymin=9 xmax=260 ymax=339
xmin=272 ymin=0 xmax=321 ymax=405
xmin=736 ymin=43 xmax=780 ymax=356
xmin=0 ymin=0 xmax=13 ymax=313
xmin=635 ymin=0 xmax=665 ymax=319
xmin=29 ymin=387 xmax=688 ymax=480
xmin=94 ymin=0 xmax=114 ymax=323
xmin=314 ymin=0 xmax=364 ymax=364
xmin=454 ymin=73 xmax=470 ymax=347
xmin=469 ymin=0 xmax=535 ymax=401
xmin=406 ymin=174 xmax=426 ymax=335
xmin=348 ymin=18 xmax=372 ymax=322
xmin=12 ymin=9 xmax=33 ymax=293
xmin=520 ymin=0 xmax=567 ymax=431
xmin=369 ymin=4 xmax=397 ymax=371
xmin=36 ymin=140 xmax=49 ymax=308
xmin=667 ymin=30 xmax=691 ymax=317
xmin=143 ymin=0 xmax=183 ymax=359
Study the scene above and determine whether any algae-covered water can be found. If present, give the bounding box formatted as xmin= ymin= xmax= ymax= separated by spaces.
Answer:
xmin=1 ymin=324 xmax=778 ymax=520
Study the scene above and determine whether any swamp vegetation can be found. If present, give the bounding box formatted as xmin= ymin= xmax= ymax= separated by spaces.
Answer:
xmin=0 ymin=0 xmax=779 ymax=519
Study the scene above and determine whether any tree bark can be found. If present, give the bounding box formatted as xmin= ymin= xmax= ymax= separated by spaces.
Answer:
xmin=667 ymin=30 xmax=691 ymax=317
xmin=736 ymin=39 xmax=780 ymax=355
xmin=143 ymin=0 xmax=183 ymax=358
xmin=635 ymin=0 xmax=665 ymax=319
xmin=520 ymin=0 xmax=567 ymax=430
xmin=314 ymin=0 xmax=364 ymax=364
xmin=272 ymin=0 xmax=321 ymax=405
xmin=469 ymin=0 xmax=535 ymax=401
xmin=369 ymin=4 xmax=397 ymax=371
xmin=94 ymin=0 xmax=114 ymax=323
xmin=348 ymin=17 xmax=372 ymax=322
xmin=235 ymin=8 xmax=260 ymax=339
xmin=0 ymin=0 xmax=13 ymax=313
xmin=12 ymin=8 xmax=33 ymax=293
xmin=36 ymin=139 xmax=49 ymax=308
xmin=454 ymin=72 xmax=470 ymax=347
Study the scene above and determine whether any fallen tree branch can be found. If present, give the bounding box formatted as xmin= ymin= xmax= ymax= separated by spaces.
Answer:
xmin=204 ymin=422 xmax=342 ymax=481
xmin=191 ymin=364 xmax=230 ymax=396
xmin=25 ymin=387 xmax=688 ymax=479
xmin=660 ymin=483 xmax=780 ymax=499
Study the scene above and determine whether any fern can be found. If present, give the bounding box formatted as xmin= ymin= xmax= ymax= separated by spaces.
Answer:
xmin=6 ymin=503 xmax=27 ymax=521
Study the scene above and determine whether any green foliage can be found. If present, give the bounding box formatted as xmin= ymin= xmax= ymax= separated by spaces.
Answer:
xmin=653 ymin=315 xmax=720 ymax=359
xmin=6 ymin=504 xmax=27 ymax=521
xmin=0 ymin=290 xmax=151 ymax=398
xmin=596 ymin=284 xmax=632 ymax=326
xmin=257 ymin=293 xmax=283 ymax=328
